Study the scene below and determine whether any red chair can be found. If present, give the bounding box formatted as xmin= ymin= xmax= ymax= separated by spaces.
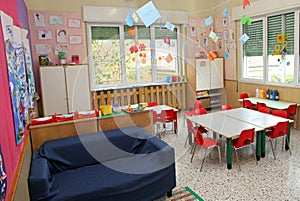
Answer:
xmin=158 ymin=109 xmax=177 ymax=135
xmin=184 ymin=100 xmax=202 ymax=117
xmin=221 ymin=104 xmax=232 ymax=110
xmin=286 ymin=104 xmax=297 ymax=128
xmin=272 ymin=110 xmax=288 ymax=118
xmin=243 ymin=99 xmax=254 ymax=110
xmin=258 ymin=106 xmax=270 ymax=114
xmin=184 ymin=115 xmax=208 ymax=147
xmin=286 ymin=104 xmax=297 ymax=118
xmin=266 ymin=121 xmax=291 ymax=160
xmin=187 ymin=119 xmax=221 ymax=171
xmin=256 ymin=102 xmax=267 ymax=111
xmin=232 ymin=128 xmax=256 ymax=171
xmin=239 ymin=93 xmax=249 ymax=106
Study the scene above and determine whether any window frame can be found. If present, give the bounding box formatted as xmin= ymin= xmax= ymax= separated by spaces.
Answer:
xmin=86 ymin=23 xmax=182 ymax=91
xmin=240 ymin=10 xmax=300 ymax=87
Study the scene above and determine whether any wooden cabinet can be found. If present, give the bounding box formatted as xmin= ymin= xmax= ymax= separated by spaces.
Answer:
xmin=40 ymin=65 xmax=91 ymax=116
xmin=195 ymin=58 xmax=224 ymax=109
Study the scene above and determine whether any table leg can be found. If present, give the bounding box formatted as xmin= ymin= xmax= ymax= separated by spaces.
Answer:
xmin=285 ymin=124 xmax=291 ymax=150
xmin=261 ymin=130 xmax=266 ymax=158
xmin=226 ymin=138 xmax=232 ymax=169
xmin=256 ymin=131 xmax=261 ymax=161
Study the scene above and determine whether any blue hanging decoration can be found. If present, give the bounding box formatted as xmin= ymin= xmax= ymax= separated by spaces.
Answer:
xmin=126 ymin=4 xmax=133 ymax=27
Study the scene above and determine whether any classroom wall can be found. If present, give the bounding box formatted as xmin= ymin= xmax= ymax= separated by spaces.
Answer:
xmin=0 ymin=0 xmax=31 ymax=200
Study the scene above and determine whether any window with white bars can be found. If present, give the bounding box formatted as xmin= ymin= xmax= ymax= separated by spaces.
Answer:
xmin=87 ymin=24 xmax=181 ymax=90
xmin=242 ymin=11 xmax=299 ymax=86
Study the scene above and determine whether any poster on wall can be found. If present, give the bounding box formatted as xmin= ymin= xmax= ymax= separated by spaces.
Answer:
xmin=22 ymin=29 xmax=36 ymax=109
xmin=0 ymin=11 xmax=31 ymax=144
xmin=0 ymin=146 xmax=7 ymax=201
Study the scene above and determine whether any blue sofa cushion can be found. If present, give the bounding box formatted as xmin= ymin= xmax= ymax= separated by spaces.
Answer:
xmin=38 ymin=126 xmax=155 ymax=173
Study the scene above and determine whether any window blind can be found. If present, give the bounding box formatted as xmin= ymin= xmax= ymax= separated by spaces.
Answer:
xmin=155 ymin=27 xmax=177 ymax=39
xmin=267 ymin=12 xmax=294 ymax=55
xmin=244 ymin=20 xmax=263 ymax=56
xmin=91 ymin=26 xmax=120 ymax=40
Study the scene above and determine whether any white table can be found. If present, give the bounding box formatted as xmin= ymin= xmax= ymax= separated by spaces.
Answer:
xmin=239 ymin=97 xmax=299 ymax=128
xmin=188 ymin=113 xmax=263 ymax=169
xmin=218 ymin=108 xmax=293 ymax=158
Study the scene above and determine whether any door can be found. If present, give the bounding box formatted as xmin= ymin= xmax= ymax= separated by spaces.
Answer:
xmin=196 ymin=59 xmax=211 ymax=90
xmin=40 ymin=66 xmax=68 ymax=116
xmin=65 ymin=65 xmax=91 ymax=112
xmin=210 ymin=58 xmax=224 ymax=89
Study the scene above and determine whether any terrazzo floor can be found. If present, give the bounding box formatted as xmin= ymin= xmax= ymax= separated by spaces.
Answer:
xmin=158 ymin=110 xmax=300 ymax=201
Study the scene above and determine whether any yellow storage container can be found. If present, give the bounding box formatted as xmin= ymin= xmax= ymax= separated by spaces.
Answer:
xmin=100 ymin=105 xmax=112 ymax=115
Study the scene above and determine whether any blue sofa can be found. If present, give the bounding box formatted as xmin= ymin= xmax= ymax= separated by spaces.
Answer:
xmin=28 ymin=126 xmax=176 ymax=201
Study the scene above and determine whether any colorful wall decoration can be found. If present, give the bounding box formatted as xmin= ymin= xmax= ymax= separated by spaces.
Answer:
xmin=0 ymin=11 xmax=36 ymax=145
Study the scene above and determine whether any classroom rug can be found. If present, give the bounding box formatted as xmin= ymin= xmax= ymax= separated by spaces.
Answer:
xmin=156 ymin=186 xmax=204 ymax=201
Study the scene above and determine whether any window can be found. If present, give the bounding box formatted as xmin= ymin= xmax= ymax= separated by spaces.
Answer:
xmin=241 ymin=11 xmax=298 ymax=86
xmin=87 ymin=24 xmax=181 ymax=90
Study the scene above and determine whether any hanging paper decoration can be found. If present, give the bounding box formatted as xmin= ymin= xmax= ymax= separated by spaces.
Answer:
xmin=136 ymin=1 xmax=161 ymax=27
xmin=165 ymin=21 xmax=175 ymax=31
xmin=243 ymin=0 xmax=250 ymax=9
xmin=129 ymin=45 xmax=138 ymax=53
xmin=272 ymin=33 xmax=288 ymax=61
xmin=128 ymin=28 xmax=136 ymax=36
xmin=209 ymin=31 xmax=218 ymax=43
xmin=126 ymin=5 xmax=133 ymax=26
xmin=225 ymin=52 xmax=230 ymax=59
xmin=207 ymin=51 xmax=217 ymax=61
xmin=165 ymin=53 xmax=173 ymax=63
xmin=132 ymin=12 xmax=139 ymax=23
xmin=241 ymin=16 xmax=252 ymax=25
xmin=164 ymin=37 xmax=170 ymax=45
xmin=239 ymin=33 xmax=249 ymax=44
xmin=139 ymin=43 xmax=146 ymax=51
xmin=205 ymin=16 xmax=213 ymax=26
xmin=151 ymin=53 xmax=156 ymax=59
xmin=141 ymin=58 xmax=147 ymax=64
xmin=223 ymin=8 xmax=228 ymax=16
xmin=184 ymin=40 xmax=189 ymax=46
xmin=184 ymin=58 xmax=189 ymax=63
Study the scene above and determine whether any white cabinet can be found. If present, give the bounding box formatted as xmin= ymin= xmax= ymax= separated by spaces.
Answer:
xmin=40 ymin=65 xmax=91 ymax=116
xmin=195 ymin=58 xmax=224 ymax=109
xmin=196 ymin=58 xmax=224 ymax=91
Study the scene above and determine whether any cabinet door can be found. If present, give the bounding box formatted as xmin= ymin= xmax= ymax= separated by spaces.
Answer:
xmin=196 ymin=59 xmax=211 ymax=90
xmin=210 ymin=58 xmax=224 ymax=89
xmin=40 ymin=66 xmax=68 ymax=116
xmin=65 ymin=65 xmax=91 ymax=112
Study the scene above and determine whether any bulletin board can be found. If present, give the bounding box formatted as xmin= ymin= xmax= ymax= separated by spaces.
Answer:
xmin=186 ymin=15 xmax=237 ymax=81
xmin=28 ymin=10 xmax=85 ymax=66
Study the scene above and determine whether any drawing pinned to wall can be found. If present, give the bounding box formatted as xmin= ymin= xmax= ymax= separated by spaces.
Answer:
xmin=54 ymin=45 xmax=68 ymax=55
xmin=35 ymin=44 xmax=51 ymax=54
xmin=21 ymin=29 xmax=36 ymax=109
xmin=37 ymin=30 xmax=52 ymax=40
xmin=200 ymin=18 xmax=206 ymax=28
xmin=222 ymin=17 xmax=228 ymax=28
xmin=190 ymin=27 xmax=197 ymax=38
xmin=49 ymin=15 xmax=63 ymax=25
xmin=203 ymin=36 xmax=209 ymax=47
xmin=33 ymin=12 xmax=45 ymax=27
xmin=69 ymin=35 xmax=82 ymax=45
xmin=216 ymin=32 xmax=222 ymax=40
xmin=188 ymin=17 xmax=198 ymax=27
xmin=229 ymin=29 xmax=235 ymax=40
xmin=1 ymin=12 xmax=30 ymax=144
xmin=67 ymin=18 xmax=81 ymax=28
xmin=56 ymin=29 xmax=67 ymax=43
xmin=0 ymin=146 xmax=7 ymax=201
xmin=223 ymin=30 xmax=229 ymax=41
